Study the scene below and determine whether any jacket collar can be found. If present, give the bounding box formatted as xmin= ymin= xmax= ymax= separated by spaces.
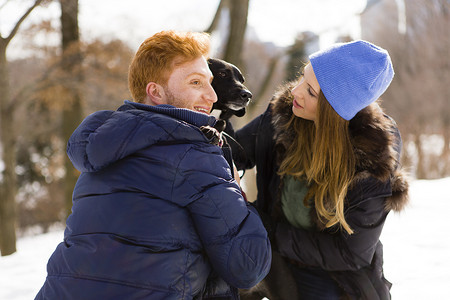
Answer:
xmin=67 ymin=101 xmax=215 ymax=173
xmin=122 ymin=100 xmax=217 ymax=128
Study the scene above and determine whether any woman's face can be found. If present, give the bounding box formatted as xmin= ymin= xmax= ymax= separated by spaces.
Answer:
xmin=291 ymin=63 xmax=320 ymax=121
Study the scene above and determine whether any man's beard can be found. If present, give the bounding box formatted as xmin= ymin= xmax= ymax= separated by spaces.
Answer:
xmin=163 ymin=87 xmax=175 ymax=106
xmin=162 ymin=86 xmax=188 ymax=109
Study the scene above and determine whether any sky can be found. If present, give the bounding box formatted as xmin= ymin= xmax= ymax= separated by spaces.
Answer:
xmin=1 ymin=177 xmax=449 ymax=299
xmin=1 ymin=0 xmax=367 ymax=58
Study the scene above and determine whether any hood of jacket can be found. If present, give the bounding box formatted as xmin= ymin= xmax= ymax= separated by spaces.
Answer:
xmin=269 ymin=82 xmax=409 ymax=212
xmin=67 ymin=101 xmax=216 ymax=173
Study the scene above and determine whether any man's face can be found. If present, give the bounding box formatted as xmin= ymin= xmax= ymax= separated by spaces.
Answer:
xmin=162 ymin=56 xmax=217 ymax=114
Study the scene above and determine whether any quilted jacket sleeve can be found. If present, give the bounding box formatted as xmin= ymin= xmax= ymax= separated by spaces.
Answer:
xmin=172 ymin=145 xmax=271 ymax=289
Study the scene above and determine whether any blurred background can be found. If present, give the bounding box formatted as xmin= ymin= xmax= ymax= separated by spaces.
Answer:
xmin=0 ymin=0 xmax=448 ymax=256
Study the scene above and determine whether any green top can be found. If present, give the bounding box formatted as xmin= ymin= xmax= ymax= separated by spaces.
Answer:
xmin=281 ymin=175 xmax=313 ymax=230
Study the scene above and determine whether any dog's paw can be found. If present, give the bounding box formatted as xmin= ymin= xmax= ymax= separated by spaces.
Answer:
xmin=200 ymin=125 xmax=223 ymax=147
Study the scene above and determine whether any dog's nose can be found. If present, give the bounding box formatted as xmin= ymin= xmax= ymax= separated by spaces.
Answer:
xmin=240 ymin=90 xmax=252 ymax=100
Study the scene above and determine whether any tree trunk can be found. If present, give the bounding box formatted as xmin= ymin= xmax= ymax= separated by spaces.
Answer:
xmin=60 ymin=0 xmax=83 ymax=218
xmin=440 ymin=114 xmax=450 ymax=177
xmin=415 ymin=134 xmax=426 ymax=179
xmin=251 ymin=55 xmax=280 ymax=110
xmin=205 ymin=0 xmax=229 ymax=34
xmin=223 ymin=0 xmax=249 ymax=69
xmin=0 ymin=44 xmax=17 ymax=256
xmin=0 ymin=0 xmax=43 ymax=256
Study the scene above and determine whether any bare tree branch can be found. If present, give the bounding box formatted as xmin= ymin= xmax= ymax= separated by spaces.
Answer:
xmin=5 ymin=0 xmax=44 ymax=45
xmin=253 ymin=54 xmax=282 ymax=103
xmin=205 ymin=0 xmax=229 ymax=34
xmin=223 ymin=0 xmax=249 ymax=68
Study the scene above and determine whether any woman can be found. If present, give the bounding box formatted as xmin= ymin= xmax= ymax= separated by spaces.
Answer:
xmin=231 ymin=40 xmax=409 ymax=299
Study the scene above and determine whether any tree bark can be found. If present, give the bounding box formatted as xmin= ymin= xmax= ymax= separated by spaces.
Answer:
xmin=415 ymin=134 xmax=426 ymax=179
xmin=0 ymin=0 xmax=43 ymax=256
xmin=223 ymin=0 xmax=249 ymax=69
xmin=60 ymin=0 xmax=83 ymax=218
xmin=252 ymin=55 xmax=280 ymax=109
xmin=0 ymin=44 xmax=17 ymax=256
xmin=440 ymin=112 xmax=450 ymax=177
xmin=205 ymin=0 xmax=229 ymax=34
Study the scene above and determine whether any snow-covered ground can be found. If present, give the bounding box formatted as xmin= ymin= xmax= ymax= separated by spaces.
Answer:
xmin=381 ymin=177 xmax=450 ymax=299
xmin=0 ymin=178 xmax=449 ymax=299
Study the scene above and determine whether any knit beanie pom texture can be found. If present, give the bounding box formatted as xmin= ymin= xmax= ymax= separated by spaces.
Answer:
xmin=309 ymin=40 xmax=394 ymax=120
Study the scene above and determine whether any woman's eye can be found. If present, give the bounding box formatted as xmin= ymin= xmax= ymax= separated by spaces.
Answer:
xmin=192 ymin=80 xmax=200 ymax=85
xmin=308 ymin=88 xmax=315 ymax=97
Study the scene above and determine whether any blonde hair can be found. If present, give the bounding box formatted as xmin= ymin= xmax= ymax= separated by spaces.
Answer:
xmin=278 ymin=89 xmax=356 ymax=234
xmin=128 ymin=30 xmax=211 ymax=102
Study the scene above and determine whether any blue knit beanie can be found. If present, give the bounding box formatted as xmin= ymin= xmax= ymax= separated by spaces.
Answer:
xmin=309 ymin=40 xmax=394 ymax=120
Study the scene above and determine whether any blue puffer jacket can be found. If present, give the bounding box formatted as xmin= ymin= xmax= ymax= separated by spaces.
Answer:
xmin=36 ymin=101 xmax=271 ymax=300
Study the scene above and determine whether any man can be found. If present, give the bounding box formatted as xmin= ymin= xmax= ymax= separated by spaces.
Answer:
xmin=35 ymin=31 xmax=271 ymax=300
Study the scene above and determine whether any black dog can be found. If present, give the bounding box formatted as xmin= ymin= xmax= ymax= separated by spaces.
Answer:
xmin=208 ymin=58 xmax=252 ymax=122
xmin=206 ymin=58 xmax=250 ymax=170
xmin=207 ymin=59 xmax=299 ymax=300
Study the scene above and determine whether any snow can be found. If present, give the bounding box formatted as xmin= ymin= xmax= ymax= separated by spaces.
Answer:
xmin=0 ymin=228 xmax=63 ymax=299
xmin=1 ymin=178 xmax=449 ymax=299
xmin=380 ymin=177 xmax=450 ymax=299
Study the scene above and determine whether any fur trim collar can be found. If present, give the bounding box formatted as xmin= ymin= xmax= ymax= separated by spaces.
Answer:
xmin=269 ymin=82 xmax=409 ymax=212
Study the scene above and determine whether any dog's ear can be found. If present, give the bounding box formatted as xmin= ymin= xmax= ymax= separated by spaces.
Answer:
xmin=234 ymin=108 xmax=246 ymax=117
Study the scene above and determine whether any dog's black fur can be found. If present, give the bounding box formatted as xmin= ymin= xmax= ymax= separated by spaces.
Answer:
xmin=208 ymin=58 xmax=252 ymax=123
xmin=207 ymin=58 xmax=300 ymax=300
xmin=208 ymin=58 xmax=298 ymax=300
xmin=239 ymin=252 xmax=299 ymax=300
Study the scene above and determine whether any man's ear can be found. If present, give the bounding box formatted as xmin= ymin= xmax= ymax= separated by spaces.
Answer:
xmin=145 ymin=82 xmax=165 ymax=105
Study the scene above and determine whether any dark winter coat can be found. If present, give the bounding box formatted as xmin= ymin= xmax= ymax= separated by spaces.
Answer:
xmin=35 ymin=101 xmax=271 ymax=300
xmin=229 ymin=84 xmax=409 ymax=300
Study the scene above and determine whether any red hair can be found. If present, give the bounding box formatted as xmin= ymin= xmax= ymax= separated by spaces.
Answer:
xmin=128 ymin=30 xmax=211 ymax=102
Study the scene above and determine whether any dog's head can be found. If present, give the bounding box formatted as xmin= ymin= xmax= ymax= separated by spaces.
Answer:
xmin=208 ymin=58 xmax=252 ymax=120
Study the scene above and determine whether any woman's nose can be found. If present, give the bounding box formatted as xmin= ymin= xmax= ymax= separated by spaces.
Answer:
xmin=291 ymin=83 xmax=302 ymax=97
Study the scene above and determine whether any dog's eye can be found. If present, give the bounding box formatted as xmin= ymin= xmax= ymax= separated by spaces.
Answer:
xmin=218 ymin=71 xmax=227 ymax=78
